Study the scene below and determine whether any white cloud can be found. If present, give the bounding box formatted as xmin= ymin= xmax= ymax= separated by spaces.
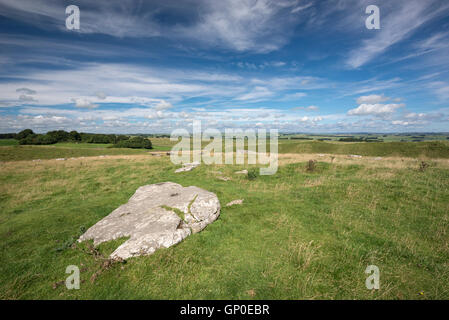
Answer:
xmin=291 ymin=3 xmax=313 ymax=14
xmin=299 ymin=116 xmax=322 ymax=123
xmin=147 ymin=110 xmax=167 ymax=120
xmin=236 ymin=61 xmax=287 ymax=69
xmin=403 ymin=111 xmax=448 ymax=122
xmin=427 ymin=81 xmax=449 ymax=100
xmin=391 ymin=120 xmax=418 ymax=126
xmin=154 ymin=100 xmax=173 ymax=110
xmin=348 ymin=103 xmax=405 ymax=116
xmin=0 ymin=100 xmax=19 ymax=108
xmin=292 ymin=105 xmax=319 ymax=111
xmin=71 ymin=98 xmax=98 ymax=109
xmin=95 ymin=91 xmax=107 ymax=100
xmin=283 ymin=92 xmax=307 ymax=100
xmin=356 ymin=94 xmax=388 ymax=105
xmin=16 ymin=87 xmax=36 ymax=95
xmin=417 ymin=31 xmax=449 ymax=51
xmin=177 ymin=0 xmax=303 ymax=53
xmin=235 ymin=86 xmax=273 ymax=101
xmin=19 ymin=94 xmax=37 ymax=102
xmin=0 ymin=0 xmax=305 ymax=53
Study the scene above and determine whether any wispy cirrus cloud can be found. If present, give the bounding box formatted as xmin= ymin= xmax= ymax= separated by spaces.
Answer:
xmin=291 ymin=105 xmax=319 ymax=111
xmin=16 ymin=87 xmax=37 ymax=95
xmin=0 ymin=0 xmax=307 ymax=53
xmin=356 ymin=94 xmax=388 ymax=104
xmin=346 ymin=0 xmax=449 ymax=68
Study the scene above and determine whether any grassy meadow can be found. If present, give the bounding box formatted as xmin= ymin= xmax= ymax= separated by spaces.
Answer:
xmin=1 ymin=139 xmax=449 ymax=162
xmin=281 ymin=133 xmax=449 ymax=142
xmin=0 ymin=139 xmax=448 ymax=299
xmin=0 ymin=139 xmax=174 ymax=162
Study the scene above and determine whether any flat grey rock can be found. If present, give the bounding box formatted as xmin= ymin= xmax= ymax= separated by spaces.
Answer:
xmin=175 ymin=161 xmax=200 ymax=173
xmin=78 ymin=182 xmax=220 ymax=259
xmin=226 ymin=199 xmax=244 ymax=207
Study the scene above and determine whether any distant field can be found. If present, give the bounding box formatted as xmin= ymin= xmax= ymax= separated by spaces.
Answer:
xmin=49 ymin=142 xmax=113 ymax=149
xmin=281 ymin=133 xmax=449 ymax=142
xmin=0 ymin=140 xmax=173 ymax=162
xmin=53 ymin=141 xmax=172 ymax=151
xmin=1 ymin=139 xmax=449 ymax=162
xmin=150 ymin=137 xmax=449 ymax=159
xmin=0 ymin=139 xmax=18 ymax=146
xmin=277 ymin=140 xmax=449 ymax=158
xmin=0 ymin=145 xmax=148 ymax=162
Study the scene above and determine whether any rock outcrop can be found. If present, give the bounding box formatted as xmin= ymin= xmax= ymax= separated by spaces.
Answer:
xmin=78 ymin=182 xmax=220 ymax=259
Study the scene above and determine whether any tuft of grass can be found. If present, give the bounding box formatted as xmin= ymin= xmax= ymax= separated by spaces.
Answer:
xmin=54 ymin=226 xmax=86 ymax=252
xmin=247 ymin=167 xmax=259 ymax=180
xmin=161 ymin=205 xmax=186 ymax=221
xmin=306 ymin=159 xmax=317 ymax=172
xmin=187 ymin=195 xmax=198 ymax=220
xmin=419 ymin=161 xmax=430 ymax=172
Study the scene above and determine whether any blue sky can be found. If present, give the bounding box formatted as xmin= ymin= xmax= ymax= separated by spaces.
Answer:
xmin=1 ymin=0 xmax=449 ymax=133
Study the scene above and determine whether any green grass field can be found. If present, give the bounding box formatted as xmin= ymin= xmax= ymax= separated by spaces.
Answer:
xmin=0 ymin=145 xmax=148 ymax=162
xmin=278 ymin=140 xmax=449 ymax=158
xmin=281 ymin=133 xmax=449 ymax=142
xmin=0 ymin=140 xmax=448 ymax=299
xmin=0 ymin=139 xmax=19 ymax=146
xmin=0 ymin=140 xmax=174 ymax=162
xmin=1 ymin=139 xmax=449 ymax=162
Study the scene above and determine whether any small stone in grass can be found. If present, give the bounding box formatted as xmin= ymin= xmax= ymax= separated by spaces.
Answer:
xmin=226 ymin=199 xmax=244 ymax=207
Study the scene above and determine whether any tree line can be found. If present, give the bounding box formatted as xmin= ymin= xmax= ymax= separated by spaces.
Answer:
xmin=0 ymin=129 xmax=152 ymax=149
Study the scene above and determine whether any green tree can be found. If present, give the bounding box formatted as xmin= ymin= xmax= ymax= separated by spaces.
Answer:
xmin=114 ymin=137 xmax=152 ymax=149
xmin=16 ymin=129 xmax=34 ymax=140
xmin=69 ymin=131 xmax=81 ymax=141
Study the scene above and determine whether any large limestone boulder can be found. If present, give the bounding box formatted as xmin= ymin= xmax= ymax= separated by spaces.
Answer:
xmin=78 ymin=182 xmax=220 ymax=259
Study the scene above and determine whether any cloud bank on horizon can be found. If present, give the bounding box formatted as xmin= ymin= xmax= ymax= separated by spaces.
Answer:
xmin=1 ymin=0 xmax=449 ymax=133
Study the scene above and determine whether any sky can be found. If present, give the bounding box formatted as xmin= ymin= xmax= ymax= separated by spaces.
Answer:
xmin=1 ymin=0 xmax=449 ymax=134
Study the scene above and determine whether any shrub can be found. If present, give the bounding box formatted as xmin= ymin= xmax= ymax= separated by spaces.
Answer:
xmin=47 ymin=130 xmax=71 ymax=142
xmin=339 ymin=137 xmax=364 ymax=142
xmin=69 ymin=131 xmax=82 ymax=141
xmin=306 ymin=159 xmax=317 ymax=172
xmin=247 ymin=168 xmax=259 ymax=180
xmin=115 ymin=135 xmax=130 ymax=143
xmin=113 ymin=137 xmax=152 ymax=149
xmin=419 ymin=161 xmax=430 ymax=172
xmin=81 ymin=133 xmax=117 ymax=144
xmin=19 ymin=134 xmax=58 ymax=145
xmin=0 ymin=133 xmax=17 ymax=139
